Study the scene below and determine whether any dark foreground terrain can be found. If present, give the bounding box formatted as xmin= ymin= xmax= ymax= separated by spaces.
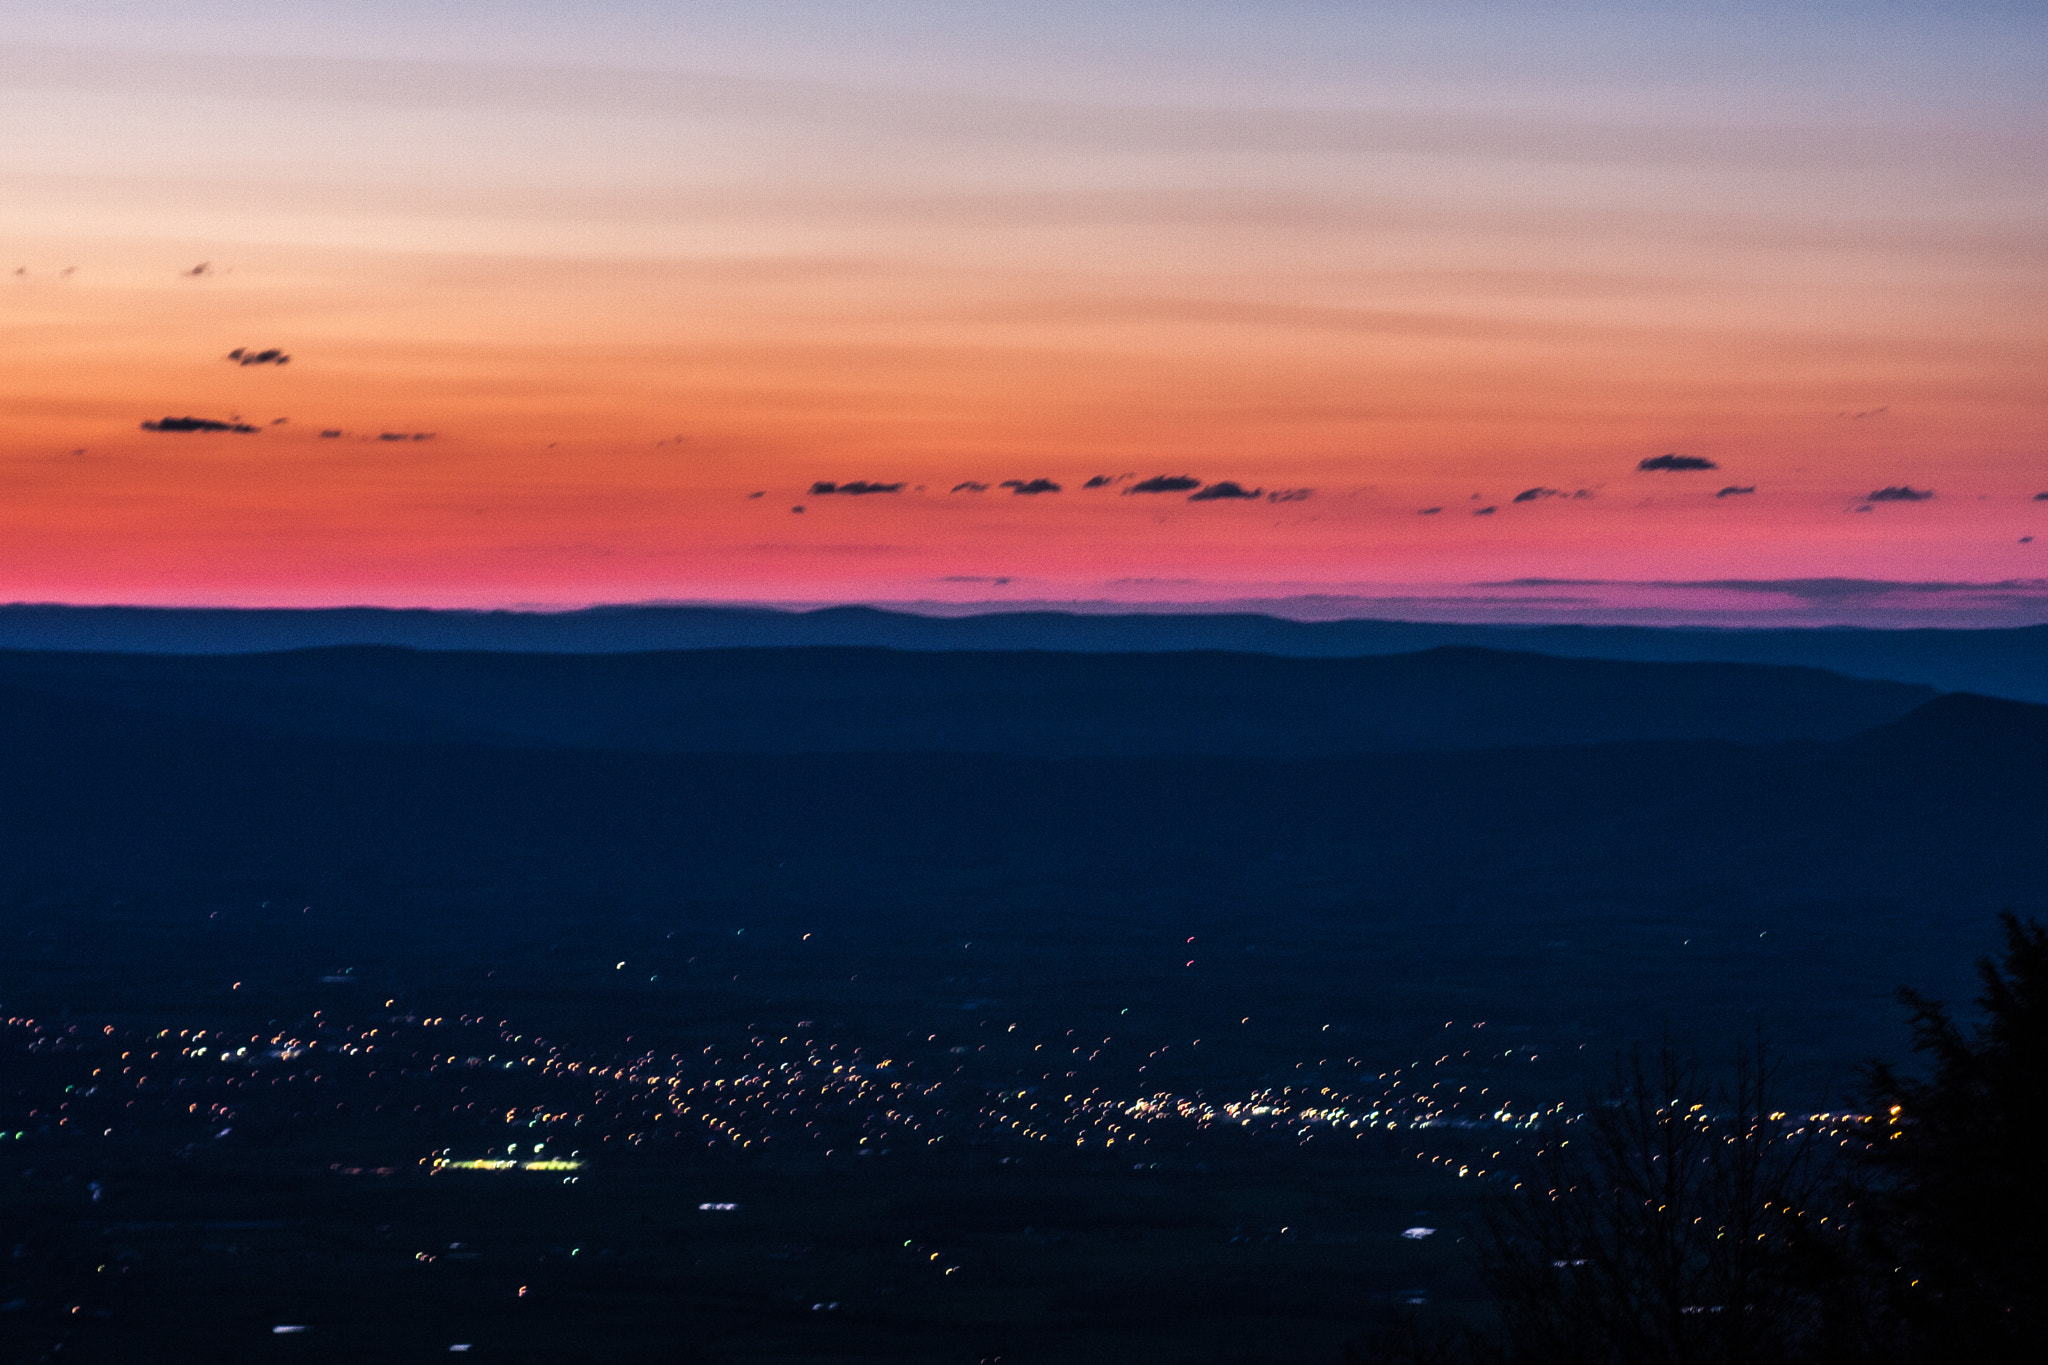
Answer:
xmin=3 ymin=642 xmax=2043 ymax=1362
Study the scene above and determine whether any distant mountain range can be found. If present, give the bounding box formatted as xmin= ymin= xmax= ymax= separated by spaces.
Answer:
xmin=2 ymin=604 xmax=2045 ymax=701
xmin=0 ymin=645 xmax=1935 ymax=757
xmin=0 ymin=654 xmax=2041 ymax=965
xmin=0 ymin=644 xmax=2036 ymax=917
xmin=3 ymin=641 xmax=2042 ymax=1074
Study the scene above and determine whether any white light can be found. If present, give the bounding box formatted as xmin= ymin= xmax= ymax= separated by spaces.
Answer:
xmin=698 ymin=1202 xmax=739 ymax=1211
xmin=1402 ymin=1227 xmax=1436 ymax=1239
xmin=272 ymin=1325 xmax=308 ymax=1334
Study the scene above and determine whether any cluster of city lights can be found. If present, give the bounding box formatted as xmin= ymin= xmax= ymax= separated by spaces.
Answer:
xmin=3 ymin=1011 xmax=1873 ymax=1188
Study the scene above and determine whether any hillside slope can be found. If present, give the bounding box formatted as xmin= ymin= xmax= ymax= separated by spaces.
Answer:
xmin=0 ymin=645 xmax=1935 ymax=757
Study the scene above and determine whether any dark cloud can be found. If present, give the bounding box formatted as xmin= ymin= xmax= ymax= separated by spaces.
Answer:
xmin=1189 ymin=480 xmax=1262 ymax=501
xmin=941 ymin=575 xmax=1012 ymax=585
xmin=318 ymin=429 xmax=342 ymax=438
xmin=1513 ymin=486 xmax=1559 ymax=503
xmin=1717 ymin=485 xmax=1756 ymax=497
xmin=1417 ymin=507 xmax=1442 ymax=515
xmin=791 ymin=505 xmax=806 ymax=513
xmin=1000 ymin=478 xmax=1062 ymax=495
xmin=1638 ymin=453 xmax=1718 ymax=471
xmin=1493 ymin=577 xmax=2021 ymax=601
xmin=379 ymin=432 xmax=435 ymax=442
xmin=2033 ymin=492 xmax=2048 ymax=501
xmin=182 ymin=262 xmax=213 ymax=277
xmin=1267 ymin=488 xmax=1313 ymax=503
xmin=1083 ymin=475 xmax=1128 ymax=488
xmin=1473 ymin=505 xmax=1497 ymax=516
xmin=951 ymin=481 xmax=989 ymax=493
xmin=809 ymin=480 xmax=905 ymax=495
xmin=1126 ymin=475 xmax=1202 ymax=494
xmin=226 ymin=347 xmax=290 ymax=367
xmin=1867 ymin=486 xmax=1933 ymax=502
xmin=140 ymin=415 xmax=258 ymax=433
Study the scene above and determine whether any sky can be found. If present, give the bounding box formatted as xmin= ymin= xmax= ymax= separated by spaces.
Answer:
xmin=2 ymin=1 xmax=2044 ymax=621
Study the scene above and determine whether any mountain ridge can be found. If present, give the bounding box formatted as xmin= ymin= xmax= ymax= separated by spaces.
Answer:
xmin=1 ymin=604 xmax=2044 ymax=701
xmin=0 ymin=643 xmax=1937 ymax=758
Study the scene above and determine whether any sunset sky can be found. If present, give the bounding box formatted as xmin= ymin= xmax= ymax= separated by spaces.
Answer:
xmin=3 ymin=1 xmax=2044 ymax=620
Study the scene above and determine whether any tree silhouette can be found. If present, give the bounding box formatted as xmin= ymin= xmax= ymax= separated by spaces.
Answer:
xmin=1857 ymin=913 xmax=2048 ymax=1362
xmin=1347 ymin=919 xmax=2047 ymax=1365
xmin=1448 ymin=1046 xmax=1839 ymax=1365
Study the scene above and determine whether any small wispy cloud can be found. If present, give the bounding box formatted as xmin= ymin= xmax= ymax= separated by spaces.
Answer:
xmin=226 ymin=347 xmax=290 ymax=367
xmin=809 ymin=480 xmax=905 ymax=495
xmin=1126 ymin=475 xmax=1202 ymax=494
xmin=1188 ymin=480 xmax=1261 ymax=501
xmin=140 ymin=415 xmax=257 ymax=433
xmin=1866 ymin=485 xmax=1933 ymax=502
xmin=1638 ymin=453 xmax=1717 ymax=472
xmin=1717 ymin=485 xmax=1756 ymax=497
